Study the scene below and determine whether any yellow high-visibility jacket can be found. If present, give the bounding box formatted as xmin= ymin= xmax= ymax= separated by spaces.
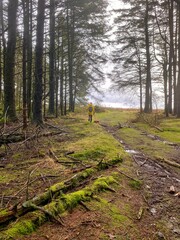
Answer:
xmin=87 ymin=104 xmax=95 ymax=116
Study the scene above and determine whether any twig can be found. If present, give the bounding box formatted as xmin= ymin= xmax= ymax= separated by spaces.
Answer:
xmin=140 ymin=159 xmax=147 ymax=166
xmin=132 ymin=156 xmax=140 ymax=165
xmin=49 ymin=149 xmax=59 ymax=162
xmin=1 ymin=194 xmax=5 ymax=208
xmin=28 ymin=203 xmax=65 ymax=226
xmin=26 ymin=171 xmax=31 ymax=201
xmin=79 ymin=201 xmax=91 ymax=211
xmin=116 ymin=168 xmax=139 ymax=182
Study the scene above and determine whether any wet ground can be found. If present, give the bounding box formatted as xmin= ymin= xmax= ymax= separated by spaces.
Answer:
xmin=101 ymin=124 xmax=180 ymax=240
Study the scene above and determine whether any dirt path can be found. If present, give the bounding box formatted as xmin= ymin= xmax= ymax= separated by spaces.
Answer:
xmin=101 ymin=123 xmax=180 ymax=240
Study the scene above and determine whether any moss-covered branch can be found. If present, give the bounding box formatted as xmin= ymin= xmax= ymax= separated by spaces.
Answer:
xmin=0 ymin=157 xmax=123 ymax=225
xmin=0 ymin=176 xmax=117 ymax=240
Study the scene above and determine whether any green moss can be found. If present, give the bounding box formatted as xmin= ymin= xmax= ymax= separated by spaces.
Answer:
xmin=72 ymin=148 xmax=106 ymax=161
xmin=0 ymin=172 xmax=15 ymax=183
xmin=0 ymin=209 xmax=9 ymax=216
xmin=110 ymin=205 xmax=129 ymax=225
xmin=12 ymin=153 xmax=23 ymax=160
xmin=92 ymin=176 xmax=117 ymax=191
xmin=129 ymin=180 xmax=142 ymax=190
xmin=62 ymin=176 xmax=117 ymax=209
xmin=5 ymin=220 xmax=36 ymax=238
xmin=49 ymin=182 xmax=65 ymax=192
xmin=1 ymin=176 xmax=117 ymax=239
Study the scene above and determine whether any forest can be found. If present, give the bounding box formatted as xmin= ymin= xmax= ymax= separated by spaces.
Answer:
xmin=0 ymin=0 xmax=180 ymax=240
xmin=0 ymin=0 xmax=180 ymax=123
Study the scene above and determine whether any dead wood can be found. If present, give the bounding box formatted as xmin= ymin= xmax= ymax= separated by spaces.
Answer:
xmin=49 ymin=149 xmax=59 ymax=162
xmin=0 ymin=158 xmax=122 ymax=225
xmin=0 ymin=176 xmax=117 ymax=239
xmin=137 ymin=206 xmax=144 ymax=220
xmin=79 ymin=201 xmax=91 ymax=211
xmin=157 ymin=157 xmax=180 ymax=168
xmin=139 ymin=113 xmax=163 ymax=132
xmin=116 ymin=168 xmax=139 ymax=182
xmin=28 ymin=203 xmax=65 ymax=225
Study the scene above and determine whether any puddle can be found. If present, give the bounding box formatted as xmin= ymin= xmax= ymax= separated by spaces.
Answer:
xmin=125 ymin=149 xmax=139 ymax=154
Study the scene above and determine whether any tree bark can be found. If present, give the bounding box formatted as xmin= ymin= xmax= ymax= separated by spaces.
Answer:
xmin=32 ymin=0 xmax=46 ymax=124
xmin=168 ymin=0 xmax=174 ymax=114
xmin=144 ymin=0 xmax=152 ymax=113
xmin=27 ymin=0 xmax=33 ymax=118
xmin=4 ymin=0 xmax=18 ymax=121
xmin=49 ymin=0 xmax=56 ymax=115
xmin=177 ymin=4 xmax=180 ymax=117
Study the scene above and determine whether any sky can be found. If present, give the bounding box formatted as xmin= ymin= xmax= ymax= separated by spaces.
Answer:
xmin=88 ymin=0 xmax=141 ymax=109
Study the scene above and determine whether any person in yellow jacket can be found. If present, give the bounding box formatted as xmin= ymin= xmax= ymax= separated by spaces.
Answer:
xmin=87 ymin=102 xmax=95 ymax=122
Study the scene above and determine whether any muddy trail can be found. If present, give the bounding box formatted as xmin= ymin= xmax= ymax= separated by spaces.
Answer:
xmin=101 ymin=123 xmax=180 ymax=239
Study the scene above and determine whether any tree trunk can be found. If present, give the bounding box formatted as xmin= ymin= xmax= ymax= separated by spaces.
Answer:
xmin=0 ymin=0 xmax=6 ymax=102
xmin=32 ymin=0 xmax=45 ymax=124
xmin=67 ymin=1 xmax=74 ymax=112
xmin=4 ymin=0 xmax=18 ymax=121
xmin=49 ymin=0 xmax=55 ymax=115
xmin=168 ymin=0 xmax=174 ymax=114
xmin=177 ymin=4 xmax=180 ymax=117
xmin=173 ymin=7 xmax=178 ymax=115
xmin=144 ymin=0 xmax=152 ymax=113
xmin=60 ymin=36 xmax=64 ymax=116
xmin=0 ymin=20 xmax=1 ymax=102
xmin=22 ymin=0 xmax=29 ymax=128
xmin=27 ymin=0 xmax=33 ymax=118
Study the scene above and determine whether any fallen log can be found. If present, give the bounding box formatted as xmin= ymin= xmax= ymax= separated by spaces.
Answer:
xmin=0 ymin=176 xmax=117 ymax=240
xmin=0 ymin=157 xmax=123 ymax=225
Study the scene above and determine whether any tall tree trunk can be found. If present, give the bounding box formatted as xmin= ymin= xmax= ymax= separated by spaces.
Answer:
xmin=49 ymin=0 xmax=55 ymax=115
xmin=0 ymin=37 xmax=2 ymax=101
xmin=163 ymin=41 xmax=169 ymax=117
xmin=144 ymin=0 xmax=152 ymax=113
xmin=173 ymin=7 xmax=178 ymax=115
xmin=177 ymin=4 xmax=180 ymax=117
xmin=67 ymin=1 xmax=74 ymax=112
xmin=60 ymin=34 xmax=64 ymax=116
xmin=64 ymin=66 xmax=67 ymax=115
xmin=4 ymin=0 xmax=18 ymax=121
xmin=43 ymin=38 xmax=47 ymax=118
xmin=32 ymin=0 xmax=45 ymax=124
xmin=22 ymin=0 xmax=29 ymax=128
xmin=27 ymin=0 xmax=32 ymax=118
xmin=0 ymin=0 xmax=6 ymax=102
xmin=168 ymin=0 xmax=174 ymax=114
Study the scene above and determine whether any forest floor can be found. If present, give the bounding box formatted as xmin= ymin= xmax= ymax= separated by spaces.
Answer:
xmin=0 ymin=108 xmax=179 ymax=240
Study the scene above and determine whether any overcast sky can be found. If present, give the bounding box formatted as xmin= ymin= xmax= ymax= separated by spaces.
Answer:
xmin=88 ymin=0 xmax=140 ymax=109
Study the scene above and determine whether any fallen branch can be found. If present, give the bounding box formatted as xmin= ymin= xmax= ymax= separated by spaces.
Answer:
xmin=49 ymin=149 xmax=59 ymax=162
xmin=0 ymin=158 xmax=123 ymax=225
xmin=0 ymin=176 xmax=117 ymax=240
xmin=116 ymin=168 xmax=139 ymax=182
xmin=156 ymin=157 xmax=180 ymax=168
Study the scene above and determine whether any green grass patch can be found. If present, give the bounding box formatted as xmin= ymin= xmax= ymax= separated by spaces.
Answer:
xmin=0 ymin=172 xmax=16 ymax=183
xmin=129 ymin=180 xmax=142 ymax=190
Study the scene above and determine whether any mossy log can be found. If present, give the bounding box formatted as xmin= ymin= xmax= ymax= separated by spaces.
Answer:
xmin=0 ymin=157 xmax=123 ymax=225
xmin=0 ymin=176 xmax=117 ymax=240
